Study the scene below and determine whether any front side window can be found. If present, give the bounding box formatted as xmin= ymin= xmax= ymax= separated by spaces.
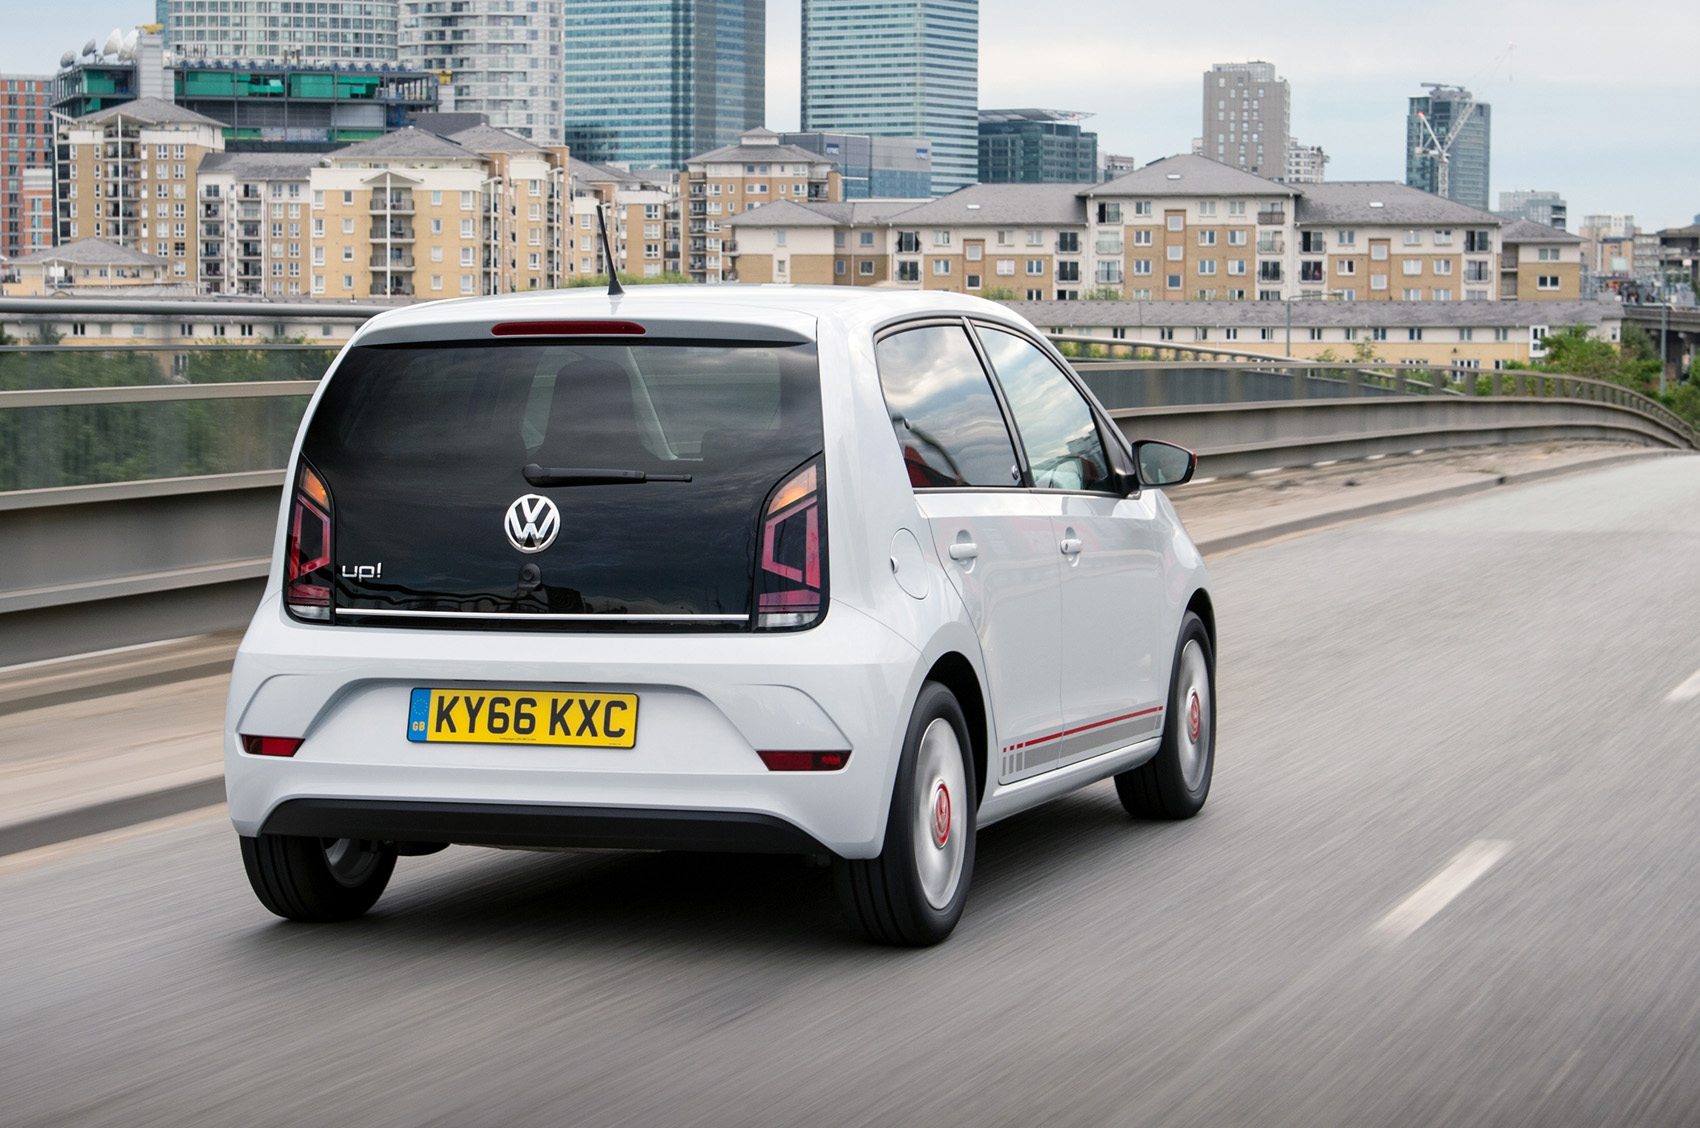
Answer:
xmin=875 ymin=325 xmax=1019 ymax=489
xmin=977 ymin=328 xmax=1110 ymax=492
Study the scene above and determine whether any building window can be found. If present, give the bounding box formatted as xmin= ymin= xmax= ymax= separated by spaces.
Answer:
xmin=1371 ymin=328 xmax=1388 ymax=341
xmin=1227 ymin=259 xmax=1246 ymax=275
xmin=1198 ymin=230 xmax=1217 ymax=246
xmin=898 ymin=261 xmax=920 ymax=282
xmin=1057 ymin=261 xmax=1079 ymax=282
xmin=1198 ymin=260 xmax=1216 ymax=275
xmin=1300 ymin=231 xmax=1326 ymax=253
xmin=1025 ymin=288 xmax=1044 ymax=300
xmin=1132 ymin=260 xmax=1152 ymax=275
xmin=1434 ymin=229 xmax=1454 ymax=245
xmin=996 ymin=259 xmax=1016 ymax=276
xmin=1166 ymin=215 xmax=1184 ymax=232
xmin=933 ymin=259 xmax=951 ymax=275
xmin=1403 ymin=230 xmax=1422 ymax=246
xmin=775 ymin=230 xmax=786 ymax=246
xmin=896 ymin=231 xmax=920 ymax=253
xmin=1465 ymin=230 xmax=1492 ymax=252
xmin=1402 ymin=259 xmax=1423 ymax=276
xmin=1133 ymin=201 xmax=1152 ymax=216
xmin=1300 ymin=261 xmax=1324 ymax=282
xmin=933 ymin=230 xmax=951 ymax=246
xmin=461 ymin=275 xmax=475 ymax=294
xmin=1308 ymin=327 xmax=1323 ymax=341
xmin=1257 ymin=261 xmax=1282 ymax=282
xmin=1337 ymin=260 xmax=1356 ymax=276
xmin=1166 ymin=246 xmax=1183 ymax=261
xmin=860 ymin=231 xmax=874 ymax=246
xmin=1026 ymin=230 xmax=1044 ymax=246
xmin=835 ymin=260 xmax=846 ymax=275
xmin=1536 ymin=247 xmax=1561 ymax=262
xmin=1097 ymin=202 xmax=1121 ymax=223
xmin=859 ymin=260 xmax=875 ymax=276
xmin=967 ymin=274 xmax=981 ymax=289
xmin=1370 ymin=244 xmax=1388 ymax=261
xmin=1167 ymin=273 xmax=1182 ymax=290
xmin=1227 ymin=230 xmax=1246 ymax=246
xmin=1026 ymin=260 xmax=1045 ymax=275
xmin=1408 ymin=328 xmax=1423 ymax=341
xmin=1434 ymin=259 xmax=1454 ymax=276
xmin=1537 ymin=275 xmax=1561 ymax=290
xmin=1370 ymin=274 xmax=1388 ymax=291
xmin=1133 ymin=230 xmax=1153 ymax=246
xmin=1433 ymin=289 xmax=1452 ymax=301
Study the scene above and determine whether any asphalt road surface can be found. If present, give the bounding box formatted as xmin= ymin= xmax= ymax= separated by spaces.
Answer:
xmin=5 ymin=456 xmax=1700 ymax=1128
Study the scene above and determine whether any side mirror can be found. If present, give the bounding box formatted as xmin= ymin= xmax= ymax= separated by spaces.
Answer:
xmin=1131 ymin=440 xmax=1196 ymax=488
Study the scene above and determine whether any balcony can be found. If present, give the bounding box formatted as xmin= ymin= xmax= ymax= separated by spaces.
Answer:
xmin=202 ymin=223 xmax=223 ymax=238
xmin=239 ymin=242 xmax=263 ymax=259
xmin=371 ymin=222 xmax=415 ymax=242
xmin=369 ymin=282 xmax=415 ymax=297
xmin=201 ymin=203 xmax=222 ymax=220
xmin=1257 ymin=209 xmax=1286 ymax=226
xmin=1256 ymin=235 xmax=1284 ymax=255
xmin=370 ymin=253 xmax=415 ymax=269
xmin=370 ymin=195 xmax=415 ymax=214
xmin=722 ymin=240 xmax=736 ymax=254
xmin=1095 ymin=238 xmax=1124 ymax=255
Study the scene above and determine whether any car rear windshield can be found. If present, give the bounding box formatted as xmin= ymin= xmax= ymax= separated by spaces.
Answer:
xmin=300 ymin=338 xmax=822 ymax=629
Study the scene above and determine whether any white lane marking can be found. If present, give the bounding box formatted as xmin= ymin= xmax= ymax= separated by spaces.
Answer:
xmin=1665 ymin=667 xmax=1700 ymax=702
xmin=1374 ymin=839 xmax=1511 ymax=942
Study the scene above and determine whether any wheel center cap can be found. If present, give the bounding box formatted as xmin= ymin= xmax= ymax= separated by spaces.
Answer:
xmin=931 ymin=782 xmax=951 ymax=849
xmin=1187 ymin=691 xmax=1202 ymax=743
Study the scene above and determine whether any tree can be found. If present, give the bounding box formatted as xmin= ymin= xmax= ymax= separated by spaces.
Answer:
xmin=980 ymin=285 xmax=1018 ymax=301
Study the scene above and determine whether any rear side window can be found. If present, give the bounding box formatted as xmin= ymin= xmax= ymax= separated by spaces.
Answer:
xmin=977 ymin=327 xmax=1111 ymax=491
xmin=874 ymin=325 xmax=1019 ymax=488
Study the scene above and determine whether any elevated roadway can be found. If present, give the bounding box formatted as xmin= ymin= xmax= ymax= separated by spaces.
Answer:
xmin=4 ymin=454 xmax=1700 ymax=1126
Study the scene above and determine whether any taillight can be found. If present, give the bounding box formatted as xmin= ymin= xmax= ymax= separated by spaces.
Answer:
xmin=241 ymin=735 xmax=304 ymax=757
xmin=755 ymin=456 xmax=827 ymax=630
xmin=285 ymin=461 xmax=333 ymax=622
xmin=758 ymin=750 xmax=850 ymax=771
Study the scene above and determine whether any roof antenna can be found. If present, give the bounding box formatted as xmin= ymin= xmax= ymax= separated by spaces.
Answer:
xmin=596 ymin=203 xmax=624 ymax=296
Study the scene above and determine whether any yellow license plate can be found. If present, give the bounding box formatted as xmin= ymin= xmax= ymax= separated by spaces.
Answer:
xmin=407 ymin=688 xmax=637 ymax=747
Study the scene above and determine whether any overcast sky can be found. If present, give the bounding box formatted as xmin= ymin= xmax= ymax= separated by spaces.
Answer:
xmin=8 ymin=0 xmax=1696 ymax=228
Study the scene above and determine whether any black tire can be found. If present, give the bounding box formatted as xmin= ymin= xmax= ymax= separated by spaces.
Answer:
xmin=835 ymin=681 xmax=977 ymax=946
xmin=240 ymin=834 xmax=397 ymax=922
xmin=1116 ymin=611 xmax=1215 ymax=820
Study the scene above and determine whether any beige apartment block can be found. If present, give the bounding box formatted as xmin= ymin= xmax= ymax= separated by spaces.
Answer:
xmin=308 ymin=126 xmax=572 ymax=300
xmin=4 ymin=238 xmax=172 ymax=296
xmin=685 ymin=128 xmax=842 ymax=283
xmin=1016 ymin=298 xmax=1627 ymax=371
xmin=728 ymin=154 xmax=1510 ymax=312
xmin=1499 ymin=220 xmax=1583 ymax=301
xmin=55 ymin=99 xmax=227 ymax=287
xmin=567 ymin=159 xmax=679 ymax=279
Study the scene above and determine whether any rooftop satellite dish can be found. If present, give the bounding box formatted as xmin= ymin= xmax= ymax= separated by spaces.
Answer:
xmin=82 ymin=39 xmax=98 ymax=57
xmin=102 ymin=29 xmax=124 ymax=58
xmin=119 ymin=30 xmax=139 ymax=60
xmin=60 ymin=51 xmax=76 ymax=69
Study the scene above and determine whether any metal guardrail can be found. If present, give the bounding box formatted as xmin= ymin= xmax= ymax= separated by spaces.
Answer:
xmin=0 ymin=343 xmax=1693 ymax=666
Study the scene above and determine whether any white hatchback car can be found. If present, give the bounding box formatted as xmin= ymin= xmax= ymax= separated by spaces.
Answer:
xmin=226 ymin=286 xmax=1215 ymax=945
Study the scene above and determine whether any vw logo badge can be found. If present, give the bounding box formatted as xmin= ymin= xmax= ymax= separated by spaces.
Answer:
xmin=504 ymin=493 xmax=560 ymax=553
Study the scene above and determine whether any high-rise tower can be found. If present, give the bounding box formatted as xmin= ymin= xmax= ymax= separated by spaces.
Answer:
xmin=563 ymin=0 xmax=765 ymax=169
xmin=801 ymin=0 xmax=978 ymax=195
xmin=400 ymin=0 xmax=563 ymax=143
xmin=162 ymin=0 xmax=398 ymax=61
xmin=1406 ymin=85 xmax=1491 ymax=212
xmin=1201 ymin=62 xmax=1289 ymax=179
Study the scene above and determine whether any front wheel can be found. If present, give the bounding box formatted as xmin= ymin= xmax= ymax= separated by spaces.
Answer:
xmin=1116 ymin=611 xmax=1215 ymax=819
xmin=835 ymin=681 xmax=976 ymax=946
xmin=240 ymin=834 xmax=397 ymax=922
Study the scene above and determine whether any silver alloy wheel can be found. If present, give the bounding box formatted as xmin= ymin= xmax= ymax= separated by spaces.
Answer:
xmin=912 ymin=717 xmax=968 ymax=910
xmin=322 ymin=838 xmax=383 ymax=888
xmin=1175 ymin=639 xmax=1211 ymax=793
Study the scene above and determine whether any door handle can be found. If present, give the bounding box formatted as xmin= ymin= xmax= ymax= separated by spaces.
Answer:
xmin=1059 ymin=538 xmax=1083 ymax=556
xmin=948 ymin=542 xmax=979 ymax=561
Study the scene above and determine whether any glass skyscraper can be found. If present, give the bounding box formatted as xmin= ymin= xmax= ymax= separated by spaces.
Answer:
xmin=801 ymin=0 xmax=978 ymax=195
xmin=1406 ymin=84 xmax=1491 ymax=212
xmin=563 ymin=0 xmax=765 ymax=170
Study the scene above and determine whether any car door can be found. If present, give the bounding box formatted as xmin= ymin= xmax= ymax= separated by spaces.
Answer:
xmin=973 ymin=323 xmax=1168 ymax=768
xmin=873 ymin=322 xmax=1065 ymax=783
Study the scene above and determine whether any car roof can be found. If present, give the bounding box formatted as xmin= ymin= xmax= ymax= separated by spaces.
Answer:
xmin=350 ymin=285 xmax=1037 ymax=347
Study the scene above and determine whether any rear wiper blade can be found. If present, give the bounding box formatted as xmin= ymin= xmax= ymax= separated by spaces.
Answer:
xmin=523 ymin=463 xmax=693 ymax=487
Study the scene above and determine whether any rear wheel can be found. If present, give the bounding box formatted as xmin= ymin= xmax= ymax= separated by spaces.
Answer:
xmin=240 ymin=834 xmax=397 ymax=922
xmin=1116 ymin=611 xmax=1214 ymax=819
xmin=836 ymin=681 xmax=976 ymax=946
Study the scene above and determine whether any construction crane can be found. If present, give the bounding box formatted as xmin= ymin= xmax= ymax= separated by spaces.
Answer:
xmin=1411 ymin=44 xmax=1513 ymax=200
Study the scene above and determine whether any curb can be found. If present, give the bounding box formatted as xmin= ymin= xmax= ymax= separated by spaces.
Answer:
xmin=1194 ymin=449 xmax=1679 ymax=556
xmin=0 ymin=778 xmax=225 ymax=858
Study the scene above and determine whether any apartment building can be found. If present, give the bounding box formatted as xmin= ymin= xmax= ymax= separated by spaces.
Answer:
xmin=400 ymin=0 xmax=563 ymax=143
xmin=727 ymin=155 xmax=1508 ymax=308
xmin=16 ymin=169 xmax=53 ymax=259
xmin=307 ymin=125 xmax=570 ymax=299
xmin=1201 ymin=62 xmax=1289 ymax=179
xmin=1283 ymin=142 xmax=1328 ymax=184
xmin=1498 ymin=220 xmax=1583 ymax=301
xmin=1014 ymin=298 xmax=1626 ymax=371
xmin=4 ymin=238 xmax=173 ymax=295
xmin=1 ymin=75 xmax=53 ymax=263
xmin=55 ymin=99 xmax=228 ymax=286
xmin=163 ymin=0 xmax=399 ymax=62
xmin=1291 ymin=182 xmax=1502 ymax=303
xmin=196 ymin=152 xmax=317 ymax=295
xmin=567 ymin=158 xmax=679 ymax=279
xmin=684 ymin=129 xmax=841 ymax=282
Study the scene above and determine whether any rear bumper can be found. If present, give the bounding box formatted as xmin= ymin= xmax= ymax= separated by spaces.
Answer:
xmin=260 ymin=798 xmax=830 ymax=854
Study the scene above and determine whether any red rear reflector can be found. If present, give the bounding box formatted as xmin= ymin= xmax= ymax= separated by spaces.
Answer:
xmin=491 ymin=320 xmax=645 ymax=337
xmin=758 ymin=750 xmax=850 ymax=772
xmin=242 ymin=735 xmax=304 ymax=758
